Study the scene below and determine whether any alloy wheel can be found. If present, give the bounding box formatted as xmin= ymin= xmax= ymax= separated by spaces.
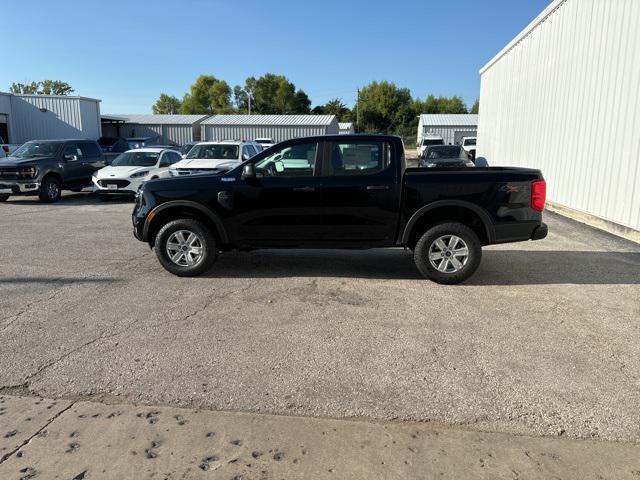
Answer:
xmin=166 ymin=230 xmax=204 ymax=267
xmin=428 ymin=235 xmax=470 ymax=273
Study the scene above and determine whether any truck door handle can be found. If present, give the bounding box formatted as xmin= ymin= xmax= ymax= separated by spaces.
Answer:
xmin=366 ymin=185 xmax=390 ymax=191
xmin=292 ymin=186 xmax=315 ymax=192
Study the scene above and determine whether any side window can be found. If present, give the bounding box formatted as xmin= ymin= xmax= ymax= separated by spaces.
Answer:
xmin=79 ymin=142 xmax=100 ymax=157
xmin=246 ymin=145 xmax=257 ymax=157
xmin=169 ymin=152 xmax=181 ymax=164
xmin=326 ymin=141 xmax=390 ymax=176
xmin=254 ymin=142 xmax=318 ymax=178
xmin=62 ymin=143 xmax=83 ymax=160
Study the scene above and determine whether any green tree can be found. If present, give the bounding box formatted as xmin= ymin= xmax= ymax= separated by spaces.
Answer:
xmin=470 ymin=99 xmax=479 ymax=114
xmin=357 ymin=81 xmax=415 ymax=135
xmin=416 ymin=95 xmax=468 ymax=114
xmin=181 ymin=75 xmax=232 ymax=114
xmin=294 ymin=90 xmax=311 ymax=114
xmin=313 ymin=98 xmax=351 ymax=121
xmin=152 ymin=93 xmax=182 ymax=114
xmin=9 ymin=80 xmax=74 ymax=95
xmin=237 ymin=74 xmax=309 ymax=114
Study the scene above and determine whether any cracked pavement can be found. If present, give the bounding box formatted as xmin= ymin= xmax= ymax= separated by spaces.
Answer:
xmin=1 ymin=193 xmax=640 ymax=444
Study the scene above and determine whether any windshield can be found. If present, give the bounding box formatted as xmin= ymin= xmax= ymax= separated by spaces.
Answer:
xmin=186 ymin=144 xmax=239 ymax=160
xmin=426 ymin=146 xmax=464 ymax=159
xmin=422 ymin=138 xmax=443 ymax=147
xmin=127 ymin=140 xmax=148 ymax=149
xmin=179 ymin=144 xmax=195 ymax=155
xmin=463 ymin=138 xmax=477 ymax=146
xmin=11 ymin=141 xmax=61 ymax=158
xmin=111 ymin=151 xmax=159 ymax=167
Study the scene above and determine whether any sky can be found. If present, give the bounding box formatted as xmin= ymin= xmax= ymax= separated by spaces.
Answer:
xmin=2 ymin=0 xmax=552 ymax=114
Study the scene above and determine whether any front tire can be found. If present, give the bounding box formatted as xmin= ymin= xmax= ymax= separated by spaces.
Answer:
xmin=154 ymin=219 xmax=217 ymax=277
xmin=413 ymin=222 xmax=482 ymax=284
xmin=38 ymin=176 xmax=62 ymax=202
xmin=0 ymin=194 xmax=9 ymax=202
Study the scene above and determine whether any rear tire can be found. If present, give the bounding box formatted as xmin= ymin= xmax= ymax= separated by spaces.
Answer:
xmin=413 ymin=222 xmax=482 ymax=284
xmin=38 ymin=176 xmax=61 ymax=203
xmin=0 ymin=194 xmax=9 ymax=202
xmin=154 ymin=218 xmax=217 ymax=277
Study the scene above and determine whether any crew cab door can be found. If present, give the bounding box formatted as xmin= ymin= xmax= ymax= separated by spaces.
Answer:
xmin=60 ymin=143 xmax=87 ymax=186
xmin=79 ymin=142 xmax=105 ymax=180
xmin=229 ymin=140 xmax=323 ymax=246
xmin=320 ymin=139 xmax=400 ymax=244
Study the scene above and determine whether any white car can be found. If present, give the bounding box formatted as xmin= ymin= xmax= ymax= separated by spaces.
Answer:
xmin=254 ymin=137 xmax=275 ymax=150
xmin=169 ymin=140 xmax=261 ymax=176
xmin=92 ymin=147 xmax=182 ymax=197
xmin=417 ymin=135 xmax=444 ymax=159
xmin=460 ymin=136 xmax=477 ymax=156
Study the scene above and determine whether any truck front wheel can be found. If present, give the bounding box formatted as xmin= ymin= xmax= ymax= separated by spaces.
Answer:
xmin=154 ymin=218 xmax=218 ymax=277
xmin=38 ymin=176 xmax=62 ymax=202
xmin=413 ymin=222 xmax=482 ymax=284
xmin=0 ymin=194 xmax=9 ymax=202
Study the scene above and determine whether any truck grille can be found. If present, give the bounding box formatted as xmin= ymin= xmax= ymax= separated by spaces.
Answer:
xmin=98 ymin=179 xmax=130 ymax=188
xmin=0 ymin=168 xmax=18 ymax=179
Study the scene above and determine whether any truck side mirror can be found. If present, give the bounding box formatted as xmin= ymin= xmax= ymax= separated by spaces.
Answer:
xmin=241 ymin=164 xmax=256 ymax=181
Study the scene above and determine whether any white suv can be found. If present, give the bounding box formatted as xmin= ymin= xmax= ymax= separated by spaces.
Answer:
xmin=169 ymin=140 xmax=261 ymax=176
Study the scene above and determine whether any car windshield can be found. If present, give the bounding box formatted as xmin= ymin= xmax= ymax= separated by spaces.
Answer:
xmin=426 ymin=146 xmax=464 ymax=159
xmin=464 ymin=138 xmax=477 ymax=146
xmin=422 ymin=139 xmax=443 ymax=147
xmin=11 ymin=141 xmax=61 ymax=158
xmin=127 ymin=140 xmax=148 ymax=149
xmin=179 ymin=144 xmax=195 ymax=155
xmin=111 ymin=151 xmax=159 ymax=167
xmin=186 ymin=144 xmax=239 ymax=160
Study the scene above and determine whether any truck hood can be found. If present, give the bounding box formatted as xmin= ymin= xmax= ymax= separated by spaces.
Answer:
xmin=173 ymin=158 xmax=241 ymax=170
xmin=0 ymin=156 xmax=54 ymax=166
xmin=95 ymin=165 xmax=151 ymax=178
xmin=144 ymin=173 xmax=227 ymax=192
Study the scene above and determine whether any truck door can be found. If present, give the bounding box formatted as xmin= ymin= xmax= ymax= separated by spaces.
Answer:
xmin=61 ymin=143 xmax=86 ymax=186
xmin=79 ymin=142 xmax=105 ymax=181
xmin=320 ymin=139 xmax=400 ymax=244
xmin=229 ymin=140 xmax=324 ymax=246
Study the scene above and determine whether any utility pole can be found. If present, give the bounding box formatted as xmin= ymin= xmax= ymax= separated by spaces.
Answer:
xmin=244 ymin=88 xmax=253 ymax=115
xmin=356 ymin=88 xmax=360 ymax=130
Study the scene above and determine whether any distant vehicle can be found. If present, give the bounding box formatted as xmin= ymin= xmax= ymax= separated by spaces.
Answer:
xmin=169 ymin=140 xmax=261 ymax=176
xmin=254 ymin=137 xmax=275 ymax=149
xmin=92 ymin=148 xmax=182 ymax=198
xmin=0 ymin=136 xmax=20 ymax=158
xmin=0 ymin=139 xmax=106 ymax=202
xmin=98 ymin=137 xmax=128 ymax=153
xmin=132 ymin=134 xmax=548 ymax=283
xmin=179 ymin=142 xmax=198 ymax=157
xmin=418 ymin=145 xmax=474 ymax=168
xmin=460 ymin=136 xmax=477 ymax=156
xmin=127 ymin=136 xmax=161 ymax=150
xmin=417 ymin=135 xmax=444 ymax=159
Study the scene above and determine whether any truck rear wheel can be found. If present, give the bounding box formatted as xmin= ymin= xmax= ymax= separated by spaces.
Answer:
xmin=413 ymin=222 xmax=482 ymax=284
xmin=154 ymin=218 xmax=218 ymax=277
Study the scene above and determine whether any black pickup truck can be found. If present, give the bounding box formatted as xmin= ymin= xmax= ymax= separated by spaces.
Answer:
xmin=0 ymin=139 xmax=106 ymax=202
xmin=132 ymin=134 xmax=547 ymax=284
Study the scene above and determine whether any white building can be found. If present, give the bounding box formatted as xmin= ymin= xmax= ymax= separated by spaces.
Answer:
xmin=477 ymin=0 xmax=640 ymax=238
xmin=201 ymin=114 xmax=339 ymax=142
xmin=102 ymin=114 xmax=209 ymax=145
xmin=339 ymin=122 xmax=355 ymax=135
xmin=417 ymin=114 xmax=478 ymax=145
xmin=0 ymin=92 xmax=101 ymax=144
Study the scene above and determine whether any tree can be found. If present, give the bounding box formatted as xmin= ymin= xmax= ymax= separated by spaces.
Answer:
xmin=357 ymin=81 xmax=415 ymax=135
xmin=237 ymin=74 xmax=309 ymax=114
xmin=470 ymin=99 xmax=479 ymax=114
xmin=152 ymin=94 xmax=182 ymax=114
xmin=294 ymin=90 xmax=311 ymax=114
xmin=313 ymin=98 xmax=352 ymax=121
xmin=181 ymin=75 xmax=232 ymax=114
xmin=416 ymin=95 xmax=468 ymax=114
xmin=9 ymin=80 xmax=74 ymax=95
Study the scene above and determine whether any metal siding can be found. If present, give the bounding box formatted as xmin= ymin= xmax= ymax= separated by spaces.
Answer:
xmin=478 ymin=0 xmax=640 ymax=231
xmin=79 ymin=99 xmax=101 ymax=140
xmin=9 ymin=96 xmax=83 ymax=143
xmin=202 ymin=124 xmax=334 ymax=142
xmin=420 ymin=126 xmax=477 ymax=145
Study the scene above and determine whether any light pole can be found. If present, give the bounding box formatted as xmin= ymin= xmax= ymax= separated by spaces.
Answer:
xmin=243 ymin=88 xmax=253 ymax=115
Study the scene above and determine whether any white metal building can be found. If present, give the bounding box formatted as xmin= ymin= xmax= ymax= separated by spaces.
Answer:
xmin=339 ymin=122 xmax=355 ymax=135
xmin=201 ymin=115 xmax=339 ymax=142
xmin=102 ymin=114 xmax=209 ymax=145
xmin=0 ymin=92 xmax=101 ymax=144
xmin=417 ymin=114 xmax=478 ymax=145
xmin=477 ymin=0 xmax=640 ymax=236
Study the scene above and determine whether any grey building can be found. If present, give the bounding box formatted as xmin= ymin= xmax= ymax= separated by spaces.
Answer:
xmin=102 ymin=114 xmax=209 ymax=145
xmin=417 ymin=114 xmax=478 ymax=145
xmin=201 ymin=114 xmax=339 ymax=142
xmin=338 ymin=122 xmax=355 ymax=135
xmin=0 ymin=92 xmax=101 ymax=144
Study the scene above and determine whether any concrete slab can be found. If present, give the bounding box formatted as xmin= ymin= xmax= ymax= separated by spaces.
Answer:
xmin=0 ymin=396 xmax=639 ymax=480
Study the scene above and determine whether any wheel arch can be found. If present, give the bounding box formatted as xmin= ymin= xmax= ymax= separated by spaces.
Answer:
xmin=402 ymin=200 xmax=495 ymax=249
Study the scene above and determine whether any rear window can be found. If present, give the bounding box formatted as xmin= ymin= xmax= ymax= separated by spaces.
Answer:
xmin=186 ymin=144 xmax=239 ymax=160
xmin=422 ymin=138 xmax=443 ymax=147
xmin=426 ymin=146 xmax=464 ymax=159
xmin=327 ymin=141 xmax=391 ymax=176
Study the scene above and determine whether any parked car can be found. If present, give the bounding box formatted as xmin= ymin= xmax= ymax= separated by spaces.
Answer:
xmin=0 ymin=139 xmax=106 ymax=202
xmin=126 ymin=136 xmax=161 ymax=150
xmin=460 ymin=136 xmax=477 ymax=162
xmin=98 ymin=137 xmax=128 ymax=153
xmin=179 ymin=142 xmax=198 ymax=157
xmin=418 ymin=145 xmax=475 ymax=168
xmin=417 ymin=135 xmax=444 ymax=159
xmin=254 ymin=137 xmax=274 ymax=149
xmin=169 ymin=140 xmax=261 ymax=176
xmin=92 ymin=148 xmax=182 ymax=198
xmin=132 ymin=134 xmax=548 ymax=284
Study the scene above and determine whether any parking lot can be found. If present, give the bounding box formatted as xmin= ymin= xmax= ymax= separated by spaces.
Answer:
xmin=1 ymin=193 xmax=640 ymax=444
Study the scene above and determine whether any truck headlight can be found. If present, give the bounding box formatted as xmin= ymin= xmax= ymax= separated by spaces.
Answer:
xmin=130 ymin=170 xmax=150 ymax=178
xmin=17 ymin=167 xmax=38 ymax=178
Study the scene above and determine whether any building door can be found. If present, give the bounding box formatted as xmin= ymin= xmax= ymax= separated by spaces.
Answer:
xmin=0 ymin=114 xmax=8 ymax=143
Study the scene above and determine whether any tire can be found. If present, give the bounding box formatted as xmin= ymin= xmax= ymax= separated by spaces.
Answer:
xmin=0 ymin=194 xmax=9 ymax=202
xmin=413 ymin=222 xmax=482 ymax=284
xmin=98 ymin=194 xmax=111 ymax=201
xmin=154 ymin=218 xmax=217 ymax=277
xmin=38 ymin=176 xmax=62 ymax=203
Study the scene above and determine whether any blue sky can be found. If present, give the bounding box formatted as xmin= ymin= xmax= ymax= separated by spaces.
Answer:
xmin=3 ymin=0 xmax=551 ymax=114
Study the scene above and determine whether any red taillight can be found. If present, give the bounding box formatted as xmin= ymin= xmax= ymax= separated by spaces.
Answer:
xmin=531 ymin=179 xmax=546 ymax=212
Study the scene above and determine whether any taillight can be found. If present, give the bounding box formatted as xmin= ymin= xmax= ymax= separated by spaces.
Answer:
xmin=531 ymin=179 xmax=546 ymax=212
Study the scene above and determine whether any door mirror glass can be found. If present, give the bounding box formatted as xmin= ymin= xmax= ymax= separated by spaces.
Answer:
xmin=241 ymin=164 xmax=256 ymax=180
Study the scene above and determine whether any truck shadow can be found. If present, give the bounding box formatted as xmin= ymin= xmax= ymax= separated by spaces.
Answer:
xmin=0 ymin=276 xmax=123 ymax=285
xmin=4 ymin=193 xmax=133 ymax=206
xmin=207 ymin=249 xmax=640 ymax=285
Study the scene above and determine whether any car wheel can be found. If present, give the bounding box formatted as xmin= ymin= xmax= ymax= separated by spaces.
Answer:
xmin=413 ymin=222 xmax=482 ymax=284
xmin=154 ymin=219 xmax=217 ymax=277
xmin=0 ymin=194 xmax=10 ymax=202
xmin=38 ymin=176 xmax=62 ymax=203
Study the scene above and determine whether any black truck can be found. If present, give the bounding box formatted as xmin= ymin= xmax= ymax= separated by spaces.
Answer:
xmin=0 ymin=139 xmax=106 ymax=202
xmin=132 ymin=135 xmax=547 ymax=284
